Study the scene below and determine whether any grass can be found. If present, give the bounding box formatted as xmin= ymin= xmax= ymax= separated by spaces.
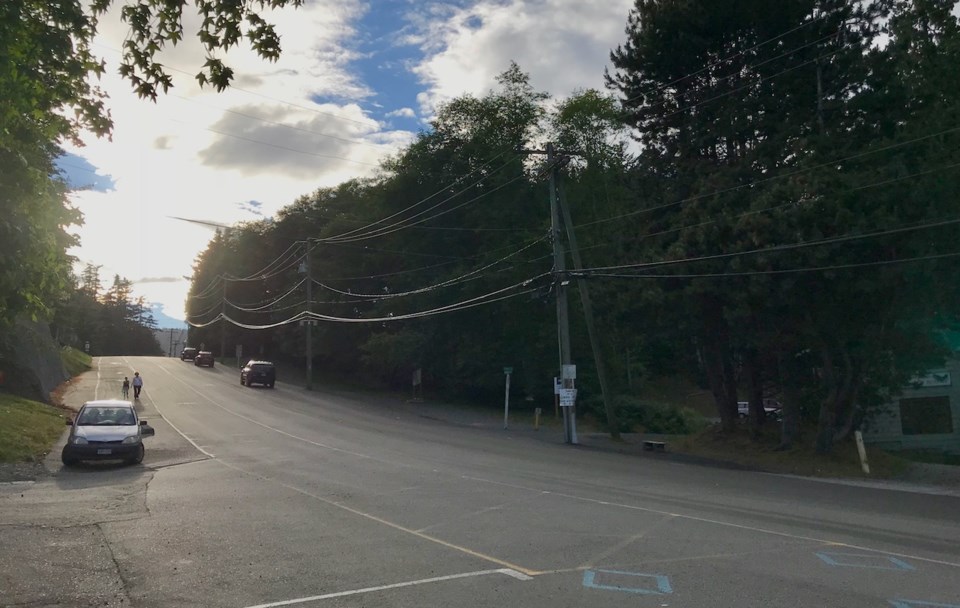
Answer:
xmin=896 ymin=449 xmax=960 ymax=466
xmin=671 ymin=423 xmax=911 ymax=479
xmin=61 ymin=346 xmax=92 ymax=377
xmin=0 ymin=393 xmax=66 ymax=463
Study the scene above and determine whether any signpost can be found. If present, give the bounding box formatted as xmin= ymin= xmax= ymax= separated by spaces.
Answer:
xmin=503 ymin=366 xmax=513 ymax=429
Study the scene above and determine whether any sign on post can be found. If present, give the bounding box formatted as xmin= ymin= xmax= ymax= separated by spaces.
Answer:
xmin=561 ymin=365 xmax=577 ymax=381
xmin=559 ymin=388 xmax=578 ymax=407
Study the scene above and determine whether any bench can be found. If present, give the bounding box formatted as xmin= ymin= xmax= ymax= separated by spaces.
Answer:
xmin=643 ymin=440 xmax=667 ymax=452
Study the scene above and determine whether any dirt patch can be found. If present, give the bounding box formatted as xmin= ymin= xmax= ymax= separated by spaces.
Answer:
xmin=0 ymin=461 xmax=49 ymax=483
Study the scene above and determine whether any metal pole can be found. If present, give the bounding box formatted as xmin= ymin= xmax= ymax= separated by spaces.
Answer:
xmin=503 ymin=371 xmax=511 ymax=429
xmin=220 ymin=280 xmax=226 ymax=364
xmin=305 ymin=242 xmax=313 ymax=391
xmin=549 ymin=143 xmax=577 ymax=444
xmin=557 ymin=177 xmax=620 ymax=439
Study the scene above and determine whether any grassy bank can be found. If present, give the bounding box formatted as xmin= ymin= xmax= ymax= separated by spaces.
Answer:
xmin=61 ymin=347 xmax=92 ymax=377
xmin=0 ymin=393 xmax=66 ymax=463
xmin=672 ymin=424 xmax=910 ymax=479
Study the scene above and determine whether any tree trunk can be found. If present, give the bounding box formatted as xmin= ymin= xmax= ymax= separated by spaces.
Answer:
xmin=777 ymin=351 xmax=801 ymax=450
xmin=746 ymin=349 xmax=765 ymax=439
xmin=701 ymin=298 xmax=738 ymax=432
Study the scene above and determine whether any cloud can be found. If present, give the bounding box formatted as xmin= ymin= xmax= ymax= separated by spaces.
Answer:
xmin=196 ymin=102 xmax=395 ymax=178
xmin=136 ymin=276 xmax=186 ymax=284
xmin=405 ymin=0 xmax=633 ymax=115
xmin=386 ymin=107 xmax=417 ymax=119
xmin=237 ymin=200 xmax=265 ymax=216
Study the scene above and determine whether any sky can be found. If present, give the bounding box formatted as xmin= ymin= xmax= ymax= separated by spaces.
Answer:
xmin=58 ymin=0 xmax=634 ymax=327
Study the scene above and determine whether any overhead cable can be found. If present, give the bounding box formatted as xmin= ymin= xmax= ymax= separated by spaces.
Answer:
xmin=575 ymin=216 xmax=960 ymax=274
xmin=313 ymin=235 xmax=549 ymax=299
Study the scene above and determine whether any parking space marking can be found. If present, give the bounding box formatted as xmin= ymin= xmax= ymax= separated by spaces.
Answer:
xmin=817 ymin=551 xmax=916 ymax=570
xmin=582 ymin=569 xmax=672 ymax=595
xmin=580 ymin=514 xmax=676 ymax=569
xmin=459 ymin=474 xmax=960 ymax=570
xmin=241 ymin=568 xmax=531 ymax=608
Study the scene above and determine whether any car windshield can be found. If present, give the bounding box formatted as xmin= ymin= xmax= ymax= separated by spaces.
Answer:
xmin=76 ymin=407 xmax=136 ymax=426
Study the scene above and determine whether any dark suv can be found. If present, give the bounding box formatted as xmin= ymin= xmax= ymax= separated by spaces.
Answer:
xmin=194 ymin=351 xmax=215 ymax=367
xmin=241 ymin=361 xmax=276 ymax=388
xmin=180 ymin=347 xmax=198 ymax=361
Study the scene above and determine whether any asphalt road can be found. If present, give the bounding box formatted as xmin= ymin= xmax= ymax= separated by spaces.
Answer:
xmin=2 ymin=355 xmax=959 ymax=608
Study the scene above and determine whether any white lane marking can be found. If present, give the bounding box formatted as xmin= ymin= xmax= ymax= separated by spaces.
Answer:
xmin=241 ymin=569 xmax=530 ymax=608
xmin=129 ymin=364 xmax=214 ymax=459
xmin=459 ymin=474 xmax=960 ymax=570
xmin=149 ymin=362 xmax=390 ymax=464
xmin=94 ymin=357 xmax=102 ymax=400
xmin=132 ymin=357 xmax=960 ymax=572
xmin=214 ymin=457 xmax=538 ymax=576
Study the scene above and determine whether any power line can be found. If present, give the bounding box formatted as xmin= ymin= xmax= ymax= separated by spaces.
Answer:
xmin=579 ymin=251 xmax=960 ymax=279
xmin=579 ymin=159 xmax=960 ymax=259
xmin=317 ymin=151 xmax=520 ymax=242
xmin=621 ymin=11 xmax=830 ymax=105
xmin=313 ymin=235 xmax=549 ymax=299
xmin=574 ymin=124 xmax=960 ymax=229
xmin=576 ymin=216 xmax=960 ymax=274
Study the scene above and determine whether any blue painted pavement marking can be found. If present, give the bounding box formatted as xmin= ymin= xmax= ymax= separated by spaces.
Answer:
xmin=889 ymin=601 xmax=960 ymax=608
xmin=816 ymin=551 xmax=916 ymax=571
xmin=582 ymin=569 xmax=673 ymax=595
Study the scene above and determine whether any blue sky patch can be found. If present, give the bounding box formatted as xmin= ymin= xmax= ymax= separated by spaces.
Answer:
xmin=56 ymin=152 xmax=116 ymax=192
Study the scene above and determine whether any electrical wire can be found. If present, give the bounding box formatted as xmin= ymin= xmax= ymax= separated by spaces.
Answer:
xmin=224 ymin=278 xmax=307 ymax=311
xmin=578 ymin=251 xmax=960 ymax=279
xmin=574 ymin=124 xmax=960 ymax=229
xmin=317 ymin=151 xmax=520 ymax=243
xmin=577 ymin=216 xmax=960 ymax=274
xmin=215 ymin=274 xmax=547 ymax=328
xmin=621 ymin=11 xmax=830 ymax=105
xmin=321 ymin=171 xmax=531 ymax=243
xmin=313 ymin=235 xmax=549 ymax=299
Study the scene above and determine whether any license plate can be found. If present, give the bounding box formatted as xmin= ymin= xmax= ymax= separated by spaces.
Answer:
xmin=97 ymin=448 xmax=112 ymax=455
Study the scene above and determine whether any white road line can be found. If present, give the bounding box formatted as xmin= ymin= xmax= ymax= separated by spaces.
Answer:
xmin=126 ymin=357 xmax=215 ymax=459
xmin=148 ymin=361 xmax=391 ymax=465
xmin=459 ymin=474 xmax=960 ymax=570
xmin=241 ymin=569 xmax=530 ymax=608
xmin=94 ymin=357 xmax=102 ymax=399
xmin=128 ymin=357 xmax=960 ymax=573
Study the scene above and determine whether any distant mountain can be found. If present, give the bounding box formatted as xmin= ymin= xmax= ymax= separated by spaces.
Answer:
xmin=149 ymin=303 xmax=187 ymax=329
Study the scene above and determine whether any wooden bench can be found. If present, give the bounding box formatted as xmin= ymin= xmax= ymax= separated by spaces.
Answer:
xmin=643 ymin=440 xmax=666 ymax=452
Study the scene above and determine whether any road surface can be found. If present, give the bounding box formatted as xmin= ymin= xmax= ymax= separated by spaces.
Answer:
xmin=2 ymin=356 xmax=958 ymax=608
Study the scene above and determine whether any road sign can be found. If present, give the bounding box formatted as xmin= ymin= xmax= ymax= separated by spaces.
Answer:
xmin=562 ymin=364 xmax=576 ymax=380
xmin=503 ymin=366 xmax=513 ymax=375
xmin=559 ymin=388 xmax=577 ymax=407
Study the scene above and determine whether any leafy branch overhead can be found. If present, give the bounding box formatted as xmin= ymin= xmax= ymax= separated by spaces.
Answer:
xmin=94 ymin=0 xmax=303 ymax=99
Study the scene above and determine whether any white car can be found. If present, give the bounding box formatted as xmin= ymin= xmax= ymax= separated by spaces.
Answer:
xmin=737 ymin=399 xmax=782 ymax=420
xmin=61 ymin=400 xmax=155 ymax=466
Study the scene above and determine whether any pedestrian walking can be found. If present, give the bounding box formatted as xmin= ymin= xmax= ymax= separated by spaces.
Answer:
xmin=121 ymin=376 xmax=130 ymax=399
xmin=132 ymin=372 xmax=143 ymax=399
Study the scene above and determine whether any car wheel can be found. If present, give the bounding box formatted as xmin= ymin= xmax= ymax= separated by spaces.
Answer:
xmin=268 ymin=382 xmax=275 ymax=388
xmin=126 ymin=444 xmax=144 ymax=466
xmin=240 ymin=377 xmax=245 ymax=385
xmin=61 ymin=448 xmax=78 ymax=467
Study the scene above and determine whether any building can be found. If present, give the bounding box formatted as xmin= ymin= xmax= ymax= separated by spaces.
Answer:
xmin=862 ymin=360 xmax=960 ymax=455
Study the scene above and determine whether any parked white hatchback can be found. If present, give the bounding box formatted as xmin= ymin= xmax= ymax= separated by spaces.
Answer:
xmin=62 ymin=400 xmax=155 ymax=466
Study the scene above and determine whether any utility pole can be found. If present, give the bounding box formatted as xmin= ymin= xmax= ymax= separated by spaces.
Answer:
xmin=547 ymin=143 xmax=577 ymax=444
xmin=305 ymin=241 xmax=313 ymax=390
xmin=558 ymin=178 xmax=620 ymax=439
xmin=168 ymin=328 xmax=174 ymax=357
xmin=220 ymin=280 xmax=226 ymax=364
